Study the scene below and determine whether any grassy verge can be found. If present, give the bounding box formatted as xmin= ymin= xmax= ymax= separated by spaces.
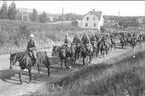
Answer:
xmin=30 ymin=43 xmax=145 ymax=96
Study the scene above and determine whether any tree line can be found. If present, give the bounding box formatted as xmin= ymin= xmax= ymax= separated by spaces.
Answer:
xmin=0 ymin=1 xmax=83 ymax=23
xmin=0 ymin=1 xmax=50 ymax=23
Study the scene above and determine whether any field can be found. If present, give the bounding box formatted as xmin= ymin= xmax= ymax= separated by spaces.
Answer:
xmin=30 ymin=43 xmax=145 ymax=96
xmin=0 ymin=20 xmax=85 ymax=55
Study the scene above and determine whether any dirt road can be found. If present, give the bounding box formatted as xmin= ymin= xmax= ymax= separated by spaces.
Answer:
xmin=0 ymin=45 xmax=134 ymax=96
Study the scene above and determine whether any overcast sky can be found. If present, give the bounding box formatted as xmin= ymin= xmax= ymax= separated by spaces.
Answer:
xmin=2 ymin=1 xmax=145 ymax=16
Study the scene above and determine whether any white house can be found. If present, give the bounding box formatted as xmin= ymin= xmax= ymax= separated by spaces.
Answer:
xmin=81 ymin=9 xmax=104 ymax=29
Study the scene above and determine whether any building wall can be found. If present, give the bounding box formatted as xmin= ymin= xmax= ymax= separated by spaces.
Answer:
xmin=82 ymin=13 xmax=99 ymax=29
xmin=98 ymin=14 xmax=104 ymax=29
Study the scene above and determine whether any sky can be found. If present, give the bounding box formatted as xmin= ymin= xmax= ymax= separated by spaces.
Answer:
xmin=1 ymin=1 xmax=145 ymax=16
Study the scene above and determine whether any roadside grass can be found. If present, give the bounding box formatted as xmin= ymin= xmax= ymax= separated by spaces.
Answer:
xmin=30 ymin=43 xmax=145 ymax=96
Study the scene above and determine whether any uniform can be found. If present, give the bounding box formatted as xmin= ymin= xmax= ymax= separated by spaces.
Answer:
xmin=81 ymin=35 xmax=90 ymax=45
xmin=27 ymin=34 xmax=38 ymax=67
xmin=64 ymin=35 xmax=71 ymax=48
xmin=72 ymin=36 xmax=80 ymax=44
xmin=90 ymin=35 xmax=96 ymax=46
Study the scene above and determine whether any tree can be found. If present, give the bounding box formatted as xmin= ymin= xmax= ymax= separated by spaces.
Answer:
xmin=39 ymin=12 xmax=48 ymax=23
xmin=100 ymin=25 xmax=106 ymax=32
xmin=0 ymin=1 xmax=8 ymax=19
xmin=30 ymin=8 xmax=39 ymax=22
xmin=7 ymin=1 xmax=18 ymax=20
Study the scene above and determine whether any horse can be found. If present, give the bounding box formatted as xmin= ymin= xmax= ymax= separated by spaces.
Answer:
xmin=80 ymin=43 xmax=93 ymax=65
xmin=97 ymin=40 xmax=109 ymax=58
xmin=74 ymin=43 xmax=81 ymax=61
xmin=52 ymin=45 xmax=75 ymax=69
xmin=130 ymin=37 xmax=137 ymax=49
xmin=91 ymin=41 xmax=99 ymax=57
xmin=104 ymin=41 xmax=111 ymax=56
xmin=110 ymin=37 xmax=116 ymax=50
xmin=9 ymin=51 xmax=50 ymax=84
xmin=120 ymin=36 xmax=127 ymax=49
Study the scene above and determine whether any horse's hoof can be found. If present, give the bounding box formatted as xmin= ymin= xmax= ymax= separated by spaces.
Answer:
xmin=27 ymin=80 xmax=31 ymax=84
xmin=20 ymin=82 xmax=22 ymax=85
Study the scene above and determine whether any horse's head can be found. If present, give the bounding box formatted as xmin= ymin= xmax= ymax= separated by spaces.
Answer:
xmin=52 ymin=45 xmax=60 ymax=56
xmin=80 ymin=45 xmax=87 ymax=52
xmin=9 ymin=52 xmax=17 ymax=69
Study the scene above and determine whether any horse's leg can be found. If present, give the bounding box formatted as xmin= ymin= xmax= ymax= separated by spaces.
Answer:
xmin=96 ymin=48 xmax=99 ymax=57
xmin=89 ymin=54 xmax=92 ymax=64
xmin=64 ymin=58 xmax=69 ymax=69
xmin=83 ymin=57 xmax=85 ymax=65
xmin=28 ymin=68 xmax=32 ymax=83
xmin=114 ymin=43 xmax=116 ymax=50
xmin=19 ymin=68 xmax=23 ymax=84
xmin=60 ymin=60 xmax=63 ymax=68
xmin=75 ymin=52 xmax=77 ymax=62
xmin=36 ymin=64 xmax=40 ymax=78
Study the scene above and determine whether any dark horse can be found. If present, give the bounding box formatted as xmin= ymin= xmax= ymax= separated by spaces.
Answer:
xmin=91 ymin=41 xmax=99 ymax=57
xmin=120 ymin=36 xmax=127 ymax=49
xmin=9 ymin=51 xmax=50 ymax=84
xmin=130 ymin=37 xmax=137 ymax=49
xmin=52 ymin=45 xmax=75 ymax=69
xmin=74 ymin=43 xmax=81 ymax=61
xmin=110 ymin=37 xmax=116 ymax=50
xmin=80 ymin=43 xmax=93 ymax=65
xmin=97 ymin=40 xmax=110 ymax=58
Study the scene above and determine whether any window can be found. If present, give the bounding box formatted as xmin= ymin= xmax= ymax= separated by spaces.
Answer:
xmin=90 ymin=12 xmax=92 ymax=15
xmin=86 ymin=17 xmax=89 ymax=21
xmin=93 ymin=17 xmax=95 ymax=21
xmin=85 ymin=23 xmax=88 ymax=27
xmin=94 ymin=23 xmax=96 ymax=27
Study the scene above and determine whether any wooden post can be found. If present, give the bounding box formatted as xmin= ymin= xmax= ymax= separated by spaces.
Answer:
xmin=117 ymin=11 xmax=120 ymax=33
xmin=62 ymin=7 xmax=64 ymax=32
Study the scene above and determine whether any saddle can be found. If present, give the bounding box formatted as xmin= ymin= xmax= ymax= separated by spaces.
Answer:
xmin=28 ymin=50 xmax=37 ymax=60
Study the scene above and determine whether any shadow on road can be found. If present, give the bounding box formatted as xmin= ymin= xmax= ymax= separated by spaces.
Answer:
xmin=0 ymin=56 xmax=84 ymax=85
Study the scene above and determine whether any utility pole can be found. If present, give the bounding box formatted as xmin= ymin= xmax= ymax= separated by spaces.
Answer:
xmin=62 ymin=7 xmax=64 ymax=32
xmin=117 ymin=11 xmax=120 ymax=33
xmin=144 ymin=2 xmax=145 ymax=32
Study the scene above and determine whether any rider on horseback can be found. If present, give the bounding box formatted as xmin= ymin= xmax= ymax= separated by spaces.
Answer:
xmin=27 ymin=34 xmax=38 ymax=67
xmin=72 ymin=34 xmax=81 ymax=46
xmin=90 ymin=34 xmax=96 ymax=46
xmin=81 ymin=33 xmax=90 ymax=45
xmin=64 ymin=33 xmax=71 ymax=49
xmin=81 ymin=33 xmax=92 ymax=53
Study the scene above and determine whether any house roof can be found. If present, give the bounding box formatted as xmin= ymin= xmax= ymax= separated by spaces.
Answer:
xmin=83 ymin=10 xmax=102 ymax=21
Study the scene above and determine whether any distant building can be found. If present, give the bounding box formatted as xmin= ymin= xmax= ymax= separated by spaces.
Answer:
xmin=81 ymin=9 xmax=104 ymax=29
xmin=137 ymin=16 xmax=145 ymax=30
xmin=72 ymin=19 xmax=82 ymax=27
xmin=16 ymin=8 xmax=33 ymax=21
xmin=49 ymin=16 xmax=54 ymax=22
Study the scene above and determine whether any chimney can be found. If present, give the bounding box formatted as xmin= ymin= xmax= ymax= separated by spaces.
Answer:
xmin=93 ymin=9 xmax=95 ymax=11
